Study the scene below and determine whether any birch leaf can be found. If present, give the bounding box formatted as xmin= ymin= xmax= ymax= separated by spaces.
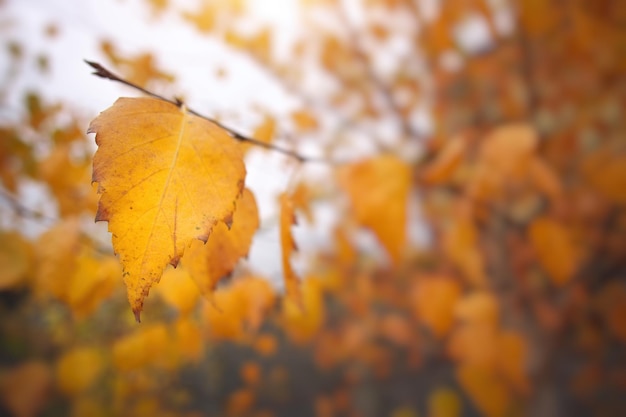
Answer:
xmin=88 ymin=97 xmax=245 ymax=321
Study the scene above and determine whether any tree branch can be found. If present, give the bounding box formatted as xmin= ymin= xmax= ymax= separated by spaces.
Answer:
xmin=85 ymin=60 xmax=328 ymax=164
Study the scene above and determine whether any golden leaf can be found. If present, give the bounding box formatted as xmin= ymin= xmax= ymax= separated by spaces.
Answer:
xmin=88 ymin=97 xmax=245 ymax=320
xmin=496 ymin=331 xmax=530 ymax=395
xmin=337 ymin=155 xmax=411 ymax=263
xmin=457 ymin=364 xmax=511 ymax=417
xmin=55 ymin=347 xmax=104 ymax=396
xmin=184 ymin=189 xmax=259 ymax=296
xmin=112 ymin=324 xmax=176 ymax=371
xmin=280 ymin=192 xmax=302 ymax=303
xmin=420 ymin=134 xmax=467 ymax=185
xmin=411 ymin=275 xmax=461 ymax=339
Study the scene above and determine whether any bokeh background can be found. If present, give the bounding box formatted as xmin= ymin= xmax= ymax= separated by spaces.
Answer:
xmin=0 ymin=1 xmax=625 ymax=416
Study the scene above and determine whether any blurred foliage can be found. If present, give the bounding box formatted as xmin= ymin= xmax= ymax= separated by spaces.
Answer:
xmin=0 ymin=0 xmax=625 ymax=416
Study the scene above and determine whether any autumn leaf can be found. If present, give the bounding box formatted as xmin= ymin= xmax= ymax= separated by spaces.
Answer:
xmin=411 ymin=275 xmax=461 ymax=339
xmin=280 ymin=192 xmax=302 ymax=304
xmin=88 ymin=97 xmax=246 ymax=321
xmin=184 ymin=188 xmax=259 ymax=296
xmin=529 ymin=216 xmax=579 ymax=286
xmin=337 ymin=155 xmax=411 ymax=263
xmin=55 ymin=347 xmax=104 ymax=396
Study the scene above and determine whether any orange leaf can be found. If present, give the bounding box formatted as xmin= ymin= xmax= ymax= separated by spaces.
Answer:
xmin=421 ymin=134 xmax=467 ymax=185
xmin=479 ymin=124 xmax=538 ymax=179
xmin=184 ymin=189 xmax=259 ymax=296
xmin=443 ymin=217 xmax=486 ymax=287
xmin=457 ymin=364 xmax=511 ymax=417
xmin=455 ymin=291 xmax=499 ymax=327
xmin=280 ymin=192 xmax=302 ymax=304
xmin=291 ymin=110 xmax=318 ymax=132
xmin=411 ymin=275 xmax=462 ymax=338
xmin=529 ymin=216 xmax=579 ymax=286
xmin=496 ymin=331 xmax=530 ymax=395
xmin=337 ymin=155 xmax=411 ymax=263
xmin=89 ymin=97 xmax=245 ymax=321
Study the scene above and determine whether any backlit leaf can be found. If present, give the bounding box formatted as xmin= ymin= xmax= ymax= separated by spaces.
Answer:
xmin=88 ymin=97 xmax=246 ymax=320
xmin=184 ymin=188 xmax=259 ymax=296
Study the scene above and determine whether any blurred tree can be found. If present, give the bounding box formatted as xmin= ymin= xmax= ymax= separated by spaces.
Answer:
xmin=0 ymin=1 xmax=624 ymax=416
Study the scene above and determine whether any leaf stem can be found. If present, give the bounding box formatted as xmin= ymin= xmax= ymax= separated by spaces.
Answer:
xmin=85 ymin=60 xmax=327 ymax=164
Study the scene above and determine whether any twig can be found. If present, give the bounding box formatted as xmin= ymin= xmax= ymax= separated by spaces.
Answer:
xmin=0 ymin=186 xmax=55 ymax=224
xmin=85 ymin=60 xmax=328 ymax=164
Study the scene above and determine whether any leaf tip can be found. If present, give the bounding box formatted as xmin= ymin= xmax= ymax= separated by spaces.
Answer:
xmin=223 ymin=212 xmax=234 ymax=230
xmin=133 ymin=309 xmax=141 ymax=323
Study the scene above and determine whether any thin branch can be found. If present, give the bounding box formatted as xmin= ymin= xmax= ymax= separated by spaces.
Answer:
xmin=0 ymin=186 xmax=56 ymax=224
xmin=85 ymin=60 xmax=329 ymax=164
xmin=335 ymin=7 xmax=423 ymax=142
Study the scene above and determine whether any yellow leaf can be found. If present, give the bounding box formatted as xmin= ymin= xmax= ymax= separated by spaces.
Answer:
xmin=0 ymin=231 xmax=32 ymax=290
xmin=411 ymin=275 xmax=461 ymax=339
xmin=479 ymin=124 xmax=537 ymax=179
xmin=203 ymin=276 xmax=276 ymax=340
xmin=421 ymin=134 xmax=466 ymax=185
xmin=496 ymin=331 xmax=530 ymax=395
xmin=55 ymin=347 xmax=104 ymax=396
xmin=280 ymin=192 xmax=302 ymax=304
xmin=457 ymin=364 xmax=511 ymax=417
xmin=154 ymin=266 xmax=199 ymax=315
xmin=39 ymin=143 xmax=95 ymax=216
xmin=89 ymin=97 xmax=246 ymax=321
xmin=443 ymin=216 xmax=486 ymax=287
xmin=34 ymin=218 xmax=81 ymax=300
xmin=173 ymin=317 xmax=203 ymax=362
xmin=112 ymin=324 xmax=175 ymax=371
xmin=242 ymin=116 xmax=275 ymax=155
xmin=529 ymin=216 xmax=579 ymax=286
xmin=455 ymin=292 xmax=499 ymax=327
xmin=448 ymin=324 xmax=498 ymax=368
xmin=337 ymin=155 xmax=411 ymax=263
xmin=184 ymin=189 xmax=259 ymax=296
xmin=291 ymin=110 xmax=318 ymax=132
xmin=65 ymin=250 xmax=120 ymax=318
xmin=282 ymin=277 xmax=325 ymax=344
